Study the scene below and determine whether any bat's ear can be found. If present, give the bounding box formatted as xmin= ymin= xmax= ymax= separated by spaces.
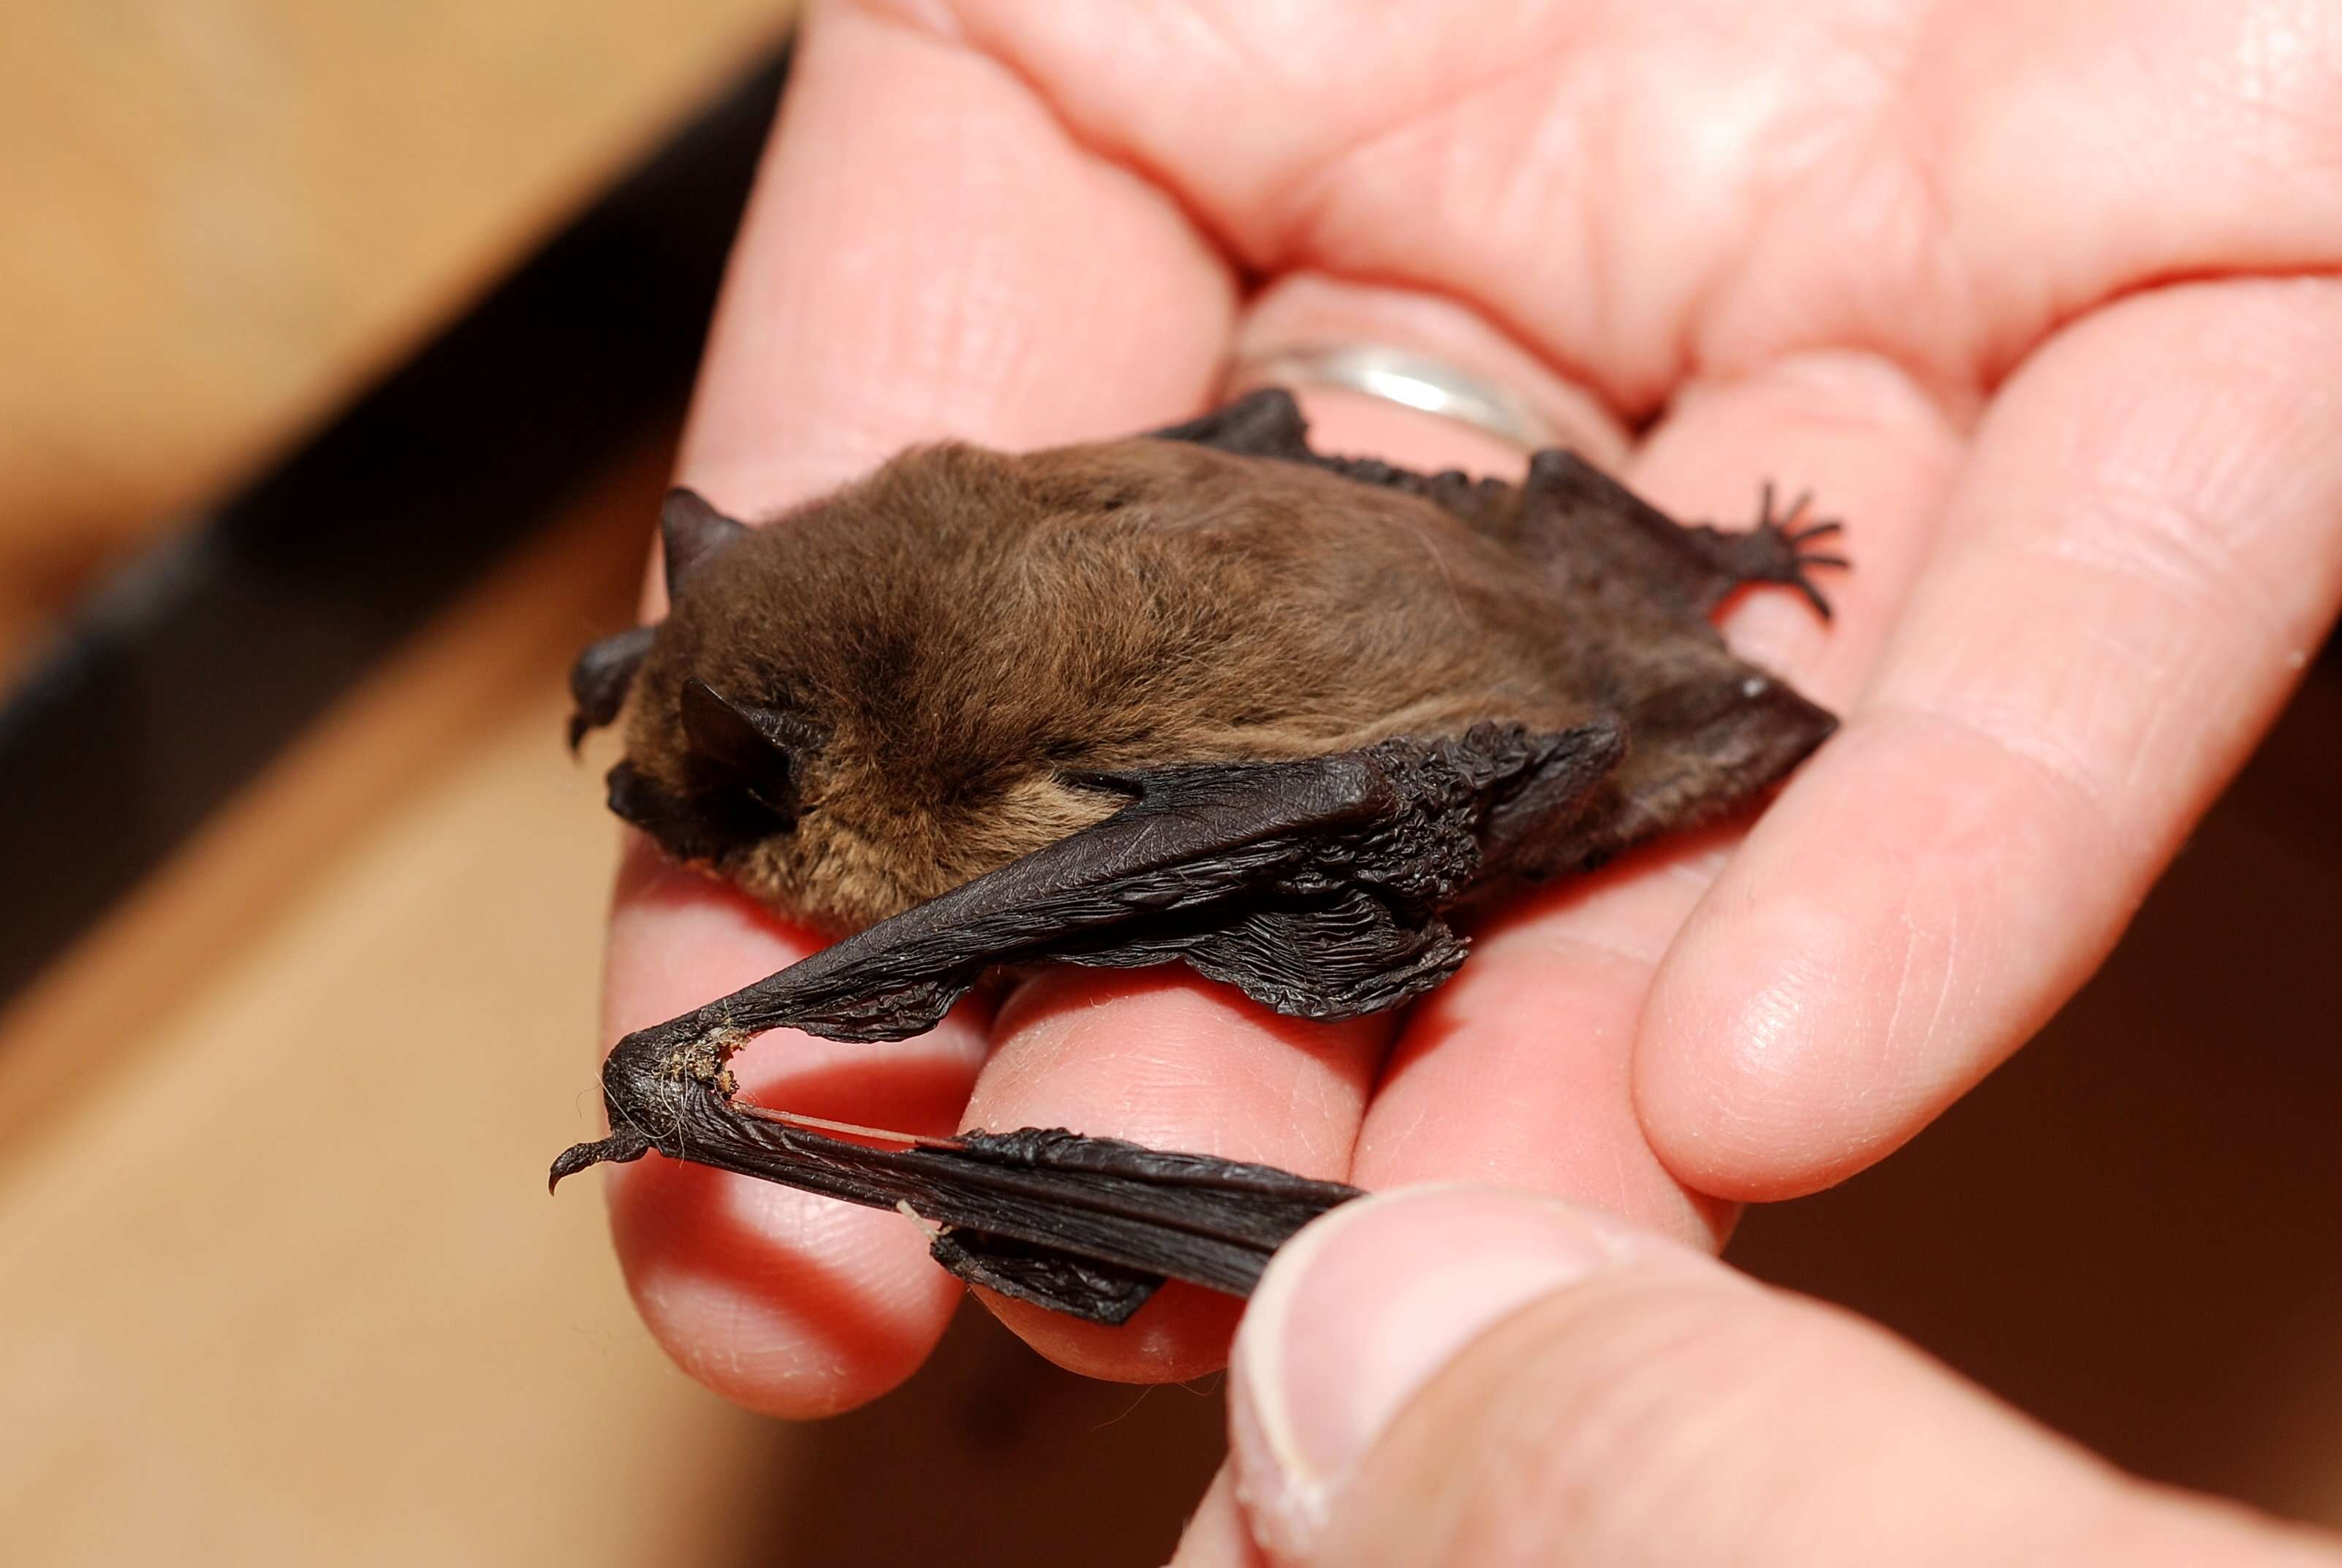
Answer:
xmin=679 ymin=678 xmax=805 ymax=825
xmin=566 ymin=623 xmax=658 ymax=753
xmin=661 ymin=488 xmax=749 ymax=590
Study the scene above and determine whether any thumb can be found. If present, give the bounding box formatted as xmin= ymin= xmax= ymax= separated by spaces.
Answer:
xmin=1225 ymin=1186 xmax=2335 ymax=1568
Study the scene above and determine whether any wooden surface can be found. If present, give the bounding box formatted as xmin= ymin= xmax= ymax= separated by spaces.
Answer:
xmin=3 ymin=4 xmax=2338 ymax=1559
xmin=0 ymin=0 xmax=790 ymax=673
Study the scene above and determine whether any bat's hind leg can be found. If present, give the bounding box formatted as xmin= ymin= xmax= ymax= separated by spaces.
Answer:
xmin=1546 ymin=651 xmax=1840 ymax=872
xmin=1156 ymin=390 xmax=1851 ymax=623
xmin=1522 ymin=450 xmax=1848 ymax=621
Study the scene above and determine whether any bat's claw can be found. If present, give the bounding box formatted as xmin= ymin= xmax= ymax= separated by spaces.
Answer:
xmin=1786 ymin=518 xmax=1846 ymax=546
xmin=548 ymin=1126 xmax=653 ymax=1192
xmin=1701 ymin=482 xmax=1852 ymax=621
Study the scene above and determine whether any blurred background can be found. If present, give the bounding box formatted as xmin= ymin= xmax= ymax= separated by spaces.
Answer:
xmin=1 ymin=4 xmax=2335 ymax=1563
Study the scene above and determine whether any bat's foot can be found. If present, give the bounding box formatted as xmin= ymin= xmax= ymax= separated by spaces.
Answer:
xmin=547 ymin=1126 xmax=653 ymax=1192
xmin=1697 ymin=482 xmax=1850 ymax=619
xmin=548 ymin=1015 xmax=743 ymax=1192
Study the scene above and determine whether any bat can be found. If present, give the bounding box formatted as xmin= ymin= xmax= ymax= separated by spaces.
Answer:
xmin=549 ymin=388 xmax=1846 ymax=1324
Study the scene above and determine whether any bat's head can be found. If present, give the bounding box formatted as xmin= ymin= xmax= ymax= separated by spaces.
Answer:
xmin=564 ymin=488 xmax=846 ymax=920
xmin=565 ymin=465 xmax=1125 ymax=934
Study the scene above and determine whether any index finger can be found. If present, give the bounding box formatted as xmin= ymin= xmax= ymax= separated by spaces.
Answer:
xmin=595 ymin=1 xmax=1235 ymax=1417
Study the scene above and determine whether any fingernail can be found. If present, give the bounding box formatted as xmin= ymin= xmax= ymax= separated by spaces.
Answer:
xmin=1229 ymin=1185 xmax=1631 ymax=1556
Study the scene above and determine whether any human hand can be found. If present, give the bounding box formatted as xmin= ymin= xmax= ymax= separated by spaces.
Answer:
xmin=1168 ymin=1185 xmax=2342 ymax=1566
xmin=592 ymin=0 xmax=2342 ymax=1413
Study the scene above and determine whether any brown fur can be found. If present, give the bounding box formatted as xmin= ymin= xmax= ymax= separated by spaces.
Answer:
xmin=613 ymin=433 xmax=1814 ymax=933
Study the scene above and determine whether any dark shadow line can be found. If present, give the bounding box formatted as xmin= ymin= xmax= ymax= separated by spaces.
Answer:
xmin=0 ymin=43 xmax=793 ymax=1007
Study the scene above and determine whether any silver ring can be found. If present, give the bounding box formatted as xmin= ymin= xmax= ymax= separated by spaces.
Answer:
xmin=1224 ymin=343 xmax=1561 ymax=451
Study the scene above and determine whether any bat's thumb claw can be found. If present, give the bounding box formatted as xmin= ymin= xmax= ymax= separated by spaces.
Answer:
xmin=548 ymin=1128 xmax=653 ymax=1192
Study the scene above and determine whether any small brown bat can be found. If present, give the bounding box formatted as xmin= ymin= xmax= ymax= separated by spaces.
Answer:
xmin=550 ymin=388 xmax=1844 ymax=1324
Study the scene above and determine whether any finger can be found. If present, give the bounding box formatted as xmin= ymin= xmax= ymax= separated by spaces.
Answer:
xmin=599 ymin=0 xmax=1234 ymax=1416
xmin=959 ymin=275 xmax=1632 ymax=1379
xmin=1231 ymin=273 xmax=1634 ymax=470
xmin=678 ymin=8 xmax=1236 ymax=512
xmin=1352 ymin=349 xmax=1964 ymax=1237
xmin=1640 ymin=278 xmax=2342 ymax=1199
xmin=602 ymin=844 xmax=985 ymax=1417
xmin=1227 ymin=1186 xmax=2341 ymax=1568
xmin=951 ymin=1 xmax=2342 ymax=405
xmin=958 ymin=972 xmax=1386 ymax=1382
xmin=1171 ymin=1466 xmax=1268 ymax=1568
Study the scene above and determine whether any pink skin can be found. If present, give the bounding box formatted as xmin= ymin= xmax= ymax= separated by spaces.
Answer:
xmin=594 ymin=0 xmax=2342 ymax=1418
xmin=1194 ymin=1189 xmax=2342 ymax=1567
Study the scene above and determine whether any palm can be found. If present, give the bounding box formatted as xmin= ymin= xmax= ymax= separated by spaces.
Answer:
xmin=599 ymin=0 xmax=2342 ymax=1410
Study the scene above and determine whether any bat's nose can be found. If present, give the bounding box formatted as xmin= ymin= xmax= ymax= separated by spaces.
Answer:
xmin=604 ymin=761 xmax=663 ymax=830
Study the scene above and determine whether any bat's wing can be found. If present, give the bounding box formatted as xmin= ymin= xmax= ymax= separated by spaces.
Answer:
xmin=564 ymin=1114 xmax=1365 ymax=1325
xmin=1148 ymin=386 xmax=1319 ymax=459
xmin=551 ymin=720 xmax=1622 ymax=1320
xmin=614 ymin=721 xmax=1619 ymax=1051
xmin=1152 ymin=387 xmax=1523 ymax=538
xmin=1157 ymin=389 xmax=1845 ymax=618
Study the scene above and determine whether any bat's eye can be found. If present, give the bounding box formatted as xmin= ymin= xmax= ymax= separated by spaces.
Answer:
xmin=679 ymin=678 xmax=804 ymax=830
